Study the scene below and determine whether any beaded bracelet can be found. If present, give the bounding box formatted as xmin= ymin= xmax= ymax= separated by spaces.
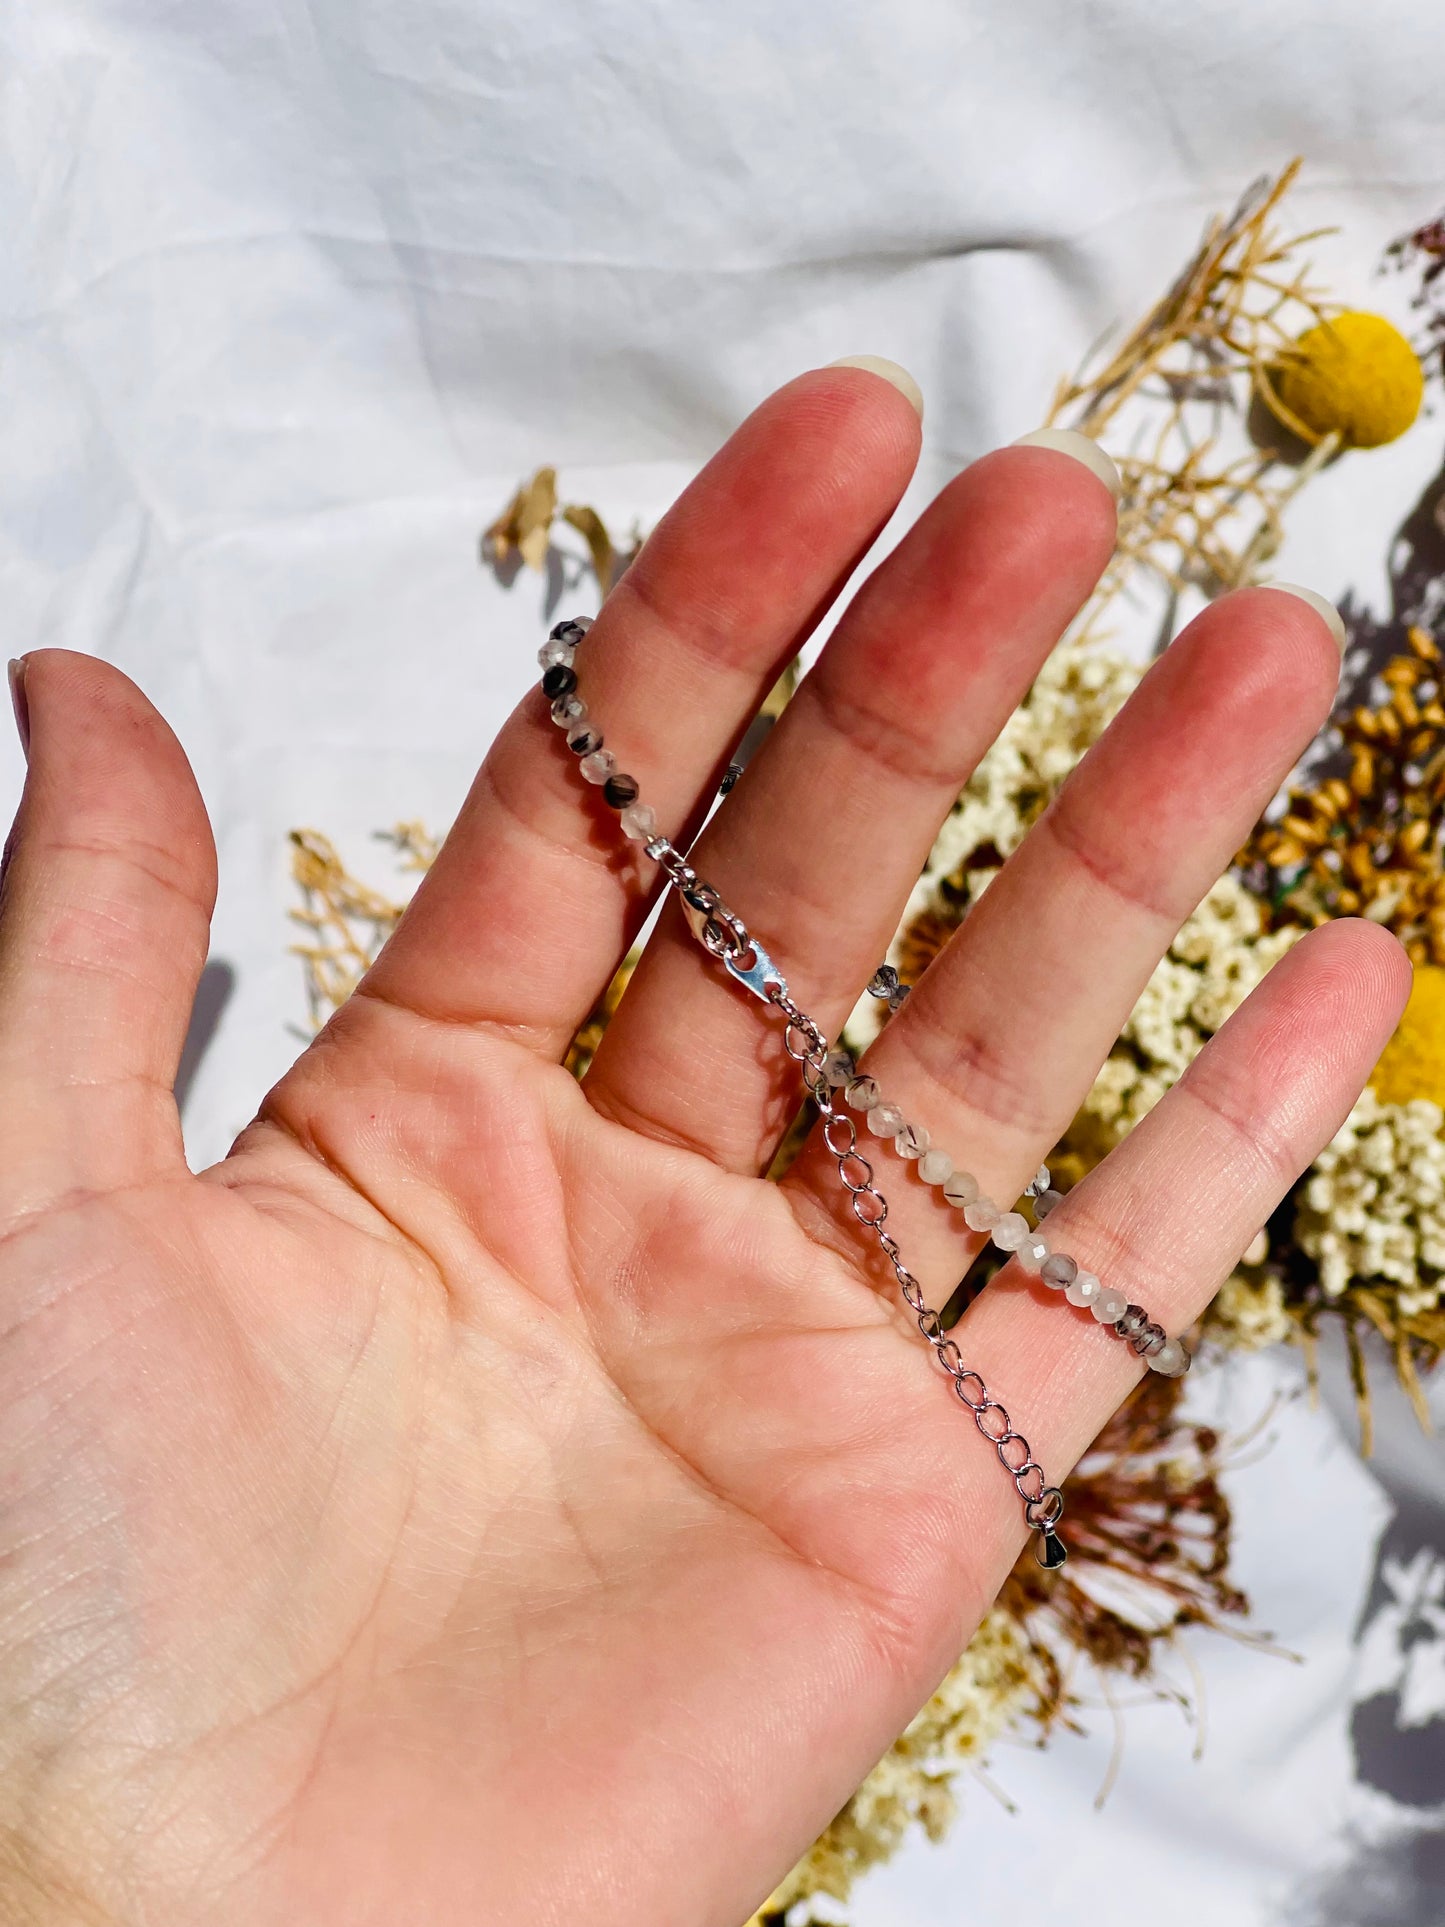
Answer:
xmin=541 ymin=614 xmax=1191 ymax=1566
xmin=819 ymin=1019 xmax=1192 ymax=1380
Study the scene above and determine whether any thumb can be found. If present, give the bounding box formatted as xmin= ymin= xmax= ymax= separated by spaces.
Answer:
xmin=0 ymin=650 xmax=217 ymax=1195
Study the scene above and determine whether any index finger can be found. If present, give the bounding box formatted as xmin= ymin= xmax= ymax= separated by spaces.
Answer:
xmin=352 ymin=362 xmax=924 ymax=1055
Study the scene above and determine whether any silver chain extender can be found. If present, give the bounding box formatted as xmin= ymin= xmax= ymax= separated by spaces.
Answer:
xmin=648 ymin=834 xmax=1068 ymax=1569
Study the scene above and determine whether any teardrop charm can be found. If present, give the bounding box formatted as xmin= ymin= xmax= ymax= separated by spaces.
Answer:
xmin=1035 ymin=1530 xmax=1067 ymax=1570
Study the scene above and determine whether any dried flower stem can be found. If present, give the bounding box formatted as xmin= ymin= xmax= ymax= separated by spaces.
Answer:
xmin=1048 ymin=158 xmax=1340 ymax=603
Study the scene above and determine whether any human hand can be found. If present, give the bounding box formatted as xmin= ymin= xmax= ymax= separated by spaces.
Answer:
xmin=0 ymin=364 xmax=1408 ymax=1925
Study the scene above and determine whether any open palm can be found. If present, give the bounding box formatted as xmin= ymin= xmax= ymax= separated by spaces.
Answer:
xmin=0 ymin=366 xmax=1407 ymax=1926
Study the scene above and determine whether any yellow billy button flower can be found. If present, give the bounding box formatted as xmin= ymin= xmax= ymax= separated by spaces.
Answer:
xmin=1261 ymin=310 xmax=1425 ymax=449
xmin=1371 ymin=964 xmax=1445 ymax=1109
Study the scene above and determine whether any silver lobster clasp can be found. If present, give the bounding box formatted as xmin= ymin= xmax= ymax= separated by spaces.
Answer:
xmin=723 ymin=934 xmax=787 ymax=1004
xmin=678 ymin=879 xmax=788 ymax=1005
xmin=678 ymin=878 xmax=732 ymax=955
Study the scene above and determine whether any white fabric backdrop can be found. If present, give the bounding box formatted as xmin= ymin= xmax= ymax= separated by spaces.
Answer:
xmin=4 ymin=2 xmax=1445 ymax=1920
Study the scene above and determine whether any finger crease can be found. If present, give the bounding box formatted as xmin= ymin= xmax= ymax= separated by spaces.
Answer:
xmin=797 ymin=670 xmax=969 ymax=793
xmin=26 ymin=835 xmax=212 ymax=917
xmin=479 ymin=753 xmax=651 ymax=897
xmin=884 ymin=1013 xmax=1056 ymax=1144
xmin=607 ymin=563 xmax=778 ymax=688
xmin=582 ymin=1070 xmax=724 ymax=1166
xmin=1176 ymin=1073 xmax=1298 ymax=1189
xmin=1037 ymin=801 xmax=1184 ymax=930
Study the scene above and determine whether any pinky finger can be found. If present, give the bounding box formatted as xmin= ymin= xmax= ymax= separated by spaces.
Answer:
xmin=954 ymin=918 xmax=1411 ymax=1484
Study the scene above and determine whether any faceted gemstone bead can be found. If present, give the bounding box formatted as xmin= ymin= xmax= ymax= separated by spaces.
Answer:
xmin=541 ymin=663 xmax=578 ymax=700
xmin=963 ymin=1197 xmax=1000 ymax=1233
xmin=845 ymin=1075 xmax=881 ymax=1111
xmin=620 ymin=802 xmax=658 ymax=841
xmin=579 ymin=749 xmax=616 ymax=784
xmin=603 ymin=773 xmax=640 ymax=809
xmin=867 ymin=964 xmax=899 ymax=1000
xmin=1032 ymin=1164 xmax=1052 ymax=1194
xmin=538 ymin=635 xmax=575 ymax=671
xmin=1040 ymin=1253 xmax=1077 ymax=1290
xmin=942 ymin=1169 xmax=979 ymax=1208
xmin=991 ymin=1210 xmax=1029 ymax=1251
xmin=1115 ymin=1304 xmax=1149 ymax=1338
xmin=1150 ymin=1337 xmax=1188 ymax=1376
xmin=1017 ymin=1232 xmax=1049 ymax=1271
xmin=550 ymin=616 xmax=593 ymax=648
xmin=893 ymin=1122 xmax=930 ymax=1158
xmin=567 ymin=724 xmax=603 ymax=756
xmin=1033 ymin=1187 xmax=1064 ymax=1219
xmin=822 ymin=1049 xmax=855 ymax=1088
xmin=1091 ymin=1285 xmax=1128 ymax=1323
xmin=918 ymin=1148 xmax=953 ymax=1186
xmin=1065 ymin=1270 xmax=1100 ymax=1308
xmin=1132 ymin=1322 xmax=1166 ymax=1357
xmin=550 ymin=692 xmax=587 ymax=728
xmin=866 ymin=1101 xmax=905 ymax=1137
xmin=887 ymin=983 xmax=910 ymax=1012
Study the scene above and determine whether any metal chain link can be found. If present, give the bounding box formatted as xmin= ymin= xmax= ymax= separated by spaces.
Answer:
xmin=648 ymin=838 xmax=1068 ymax=1566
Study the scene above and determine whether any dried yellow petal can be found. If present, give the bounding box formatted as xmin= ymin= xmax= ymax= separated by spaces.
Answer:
xmin=482 ymin=466 xmax=558 ymax=572
xmin=560 ymin=503 xmax=616 ymax=595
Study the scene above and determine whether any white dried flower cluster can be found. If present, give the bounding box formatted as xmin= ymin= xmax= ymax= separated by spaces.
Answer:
xmin=1084 ymin=873 xmax=1304 ymax=1140
xmin=902 ymin=639 xmax=1145 ymax=934
xmin=1031 ymin=854 xmax=1301 ymax=1352
xmin=1295 ymin=1091 xmax=1445 ymax=1315
xmin=1209 ymin=1268 xmax=1295 ymax=1350
xmin=761 ymin=1609 xmax=1044 ymax=1914
xmin=850 ymin=641 xmax=1145 ymax=1045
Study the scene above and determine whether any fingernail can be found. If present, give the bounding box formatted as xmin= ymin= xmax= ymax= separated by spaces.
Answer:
xmin=825 ymin=355 xmax=924 ymax=421
xmin=1262 ymin=582 xmax=1348 ymax=654
xmin=7 ymin=658 xmax=29 ymax=760
xmin=1009 ymin=427 xmax=1123 ymax=503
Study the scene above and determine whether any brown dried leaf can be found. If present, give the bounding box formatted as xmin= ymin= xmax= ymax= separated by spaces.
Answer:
xmin=560 ymin=503 xmax=616 ymax=595
xmin=482 ymin=466 xmax=558 ymax=572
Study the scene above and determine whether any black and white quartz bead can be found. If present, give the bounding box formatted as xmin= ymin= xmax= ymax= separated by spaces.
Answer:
xmin=540 ymin=616 xmax=657 ymax=843
xmin=865 ymin=963 xmax=911 ymax=1014
xmin=821 ymin=1047 xmax=1191 ymax=1377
